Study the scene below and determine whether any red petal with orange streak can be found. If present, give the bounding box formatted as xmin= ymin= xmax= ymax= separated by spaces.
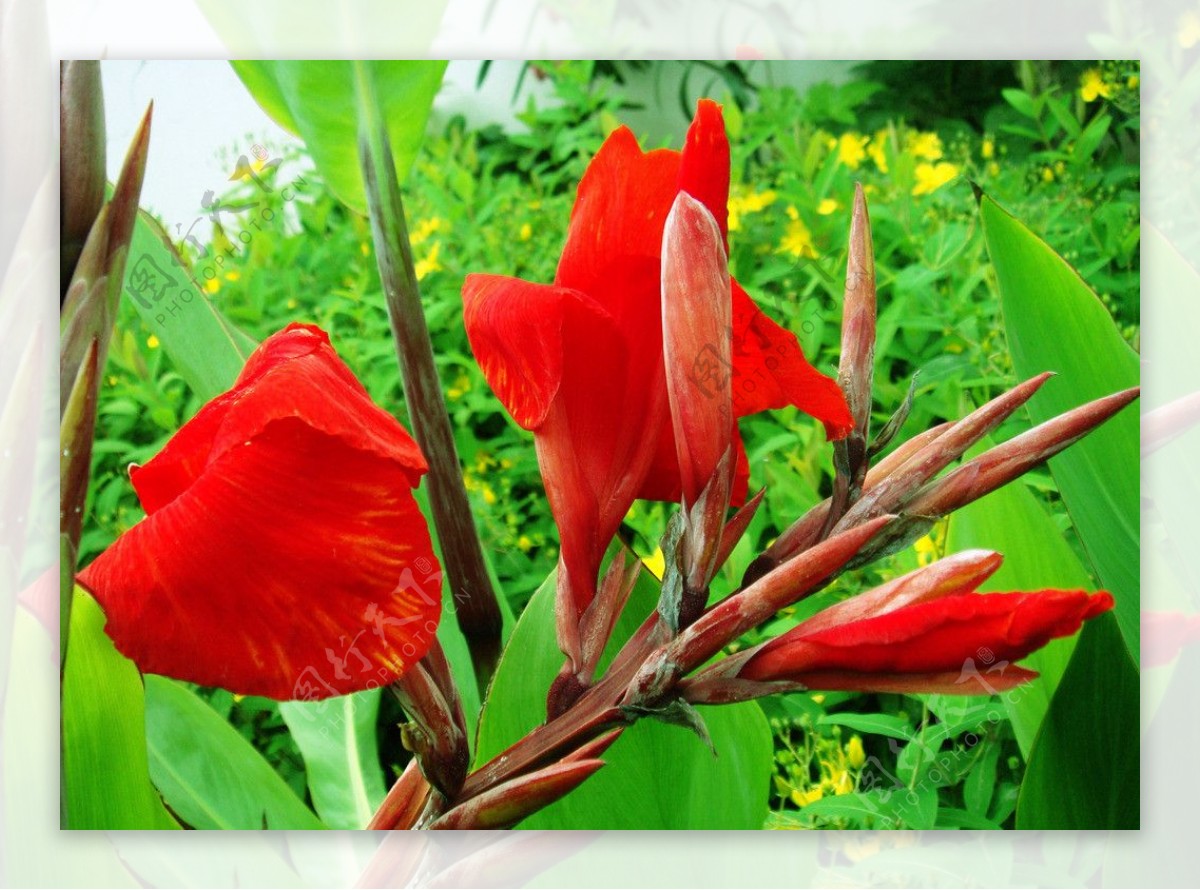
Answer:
xmin=78 ymin=324 xmax=441 ymax=700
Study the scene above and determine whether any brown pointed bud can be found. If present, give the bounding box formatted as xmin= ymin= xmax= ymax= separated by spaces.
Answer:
xmin=683 ymin=676 xmax=806 ymax=705
xmin=662 ymin=191 xmax=734 ymax=509
xmin=60 ymin=337 xmax=100 ymax=554
xmin=429 ymin=760 xmax=606 ymax=829
xmin=391 ymin=661 xmax=469 ymax=800
xmin=1143 ymin=390 xmax=1200 ymax=456
xmin=579 ymin=550 xmax=642 ymax=679
xmin=667 ymin=515 xmax=892 ymax=676
xmin=763 ymin=421 xmax=955 ymax=569
xmin=61 ymin=103 xmax=152 ymax=414
xmin=561 ymin=726 xmax=625 ymax=763
xmin=833 ymin=372 xmax=1054 ymax=533
xmin=714 ymin=487 xmax=764 ymax=574
xmin=366 ymin=758 xmax=432 ymax=830
xmin=682 ymin=444 xmax=736 ymax=594
xmin=839 ymin=183 xmax=877 ymax=442
xmin=60 ymin=61 xmax=106 ymax=297
xmin=904 ymin=387 xmax=1141 ymax=518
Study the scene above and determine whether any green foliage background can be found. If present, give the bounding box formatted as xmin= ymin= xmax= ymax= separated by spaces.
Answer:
xmin=81 ymin=60 xmax=1139 ymax=829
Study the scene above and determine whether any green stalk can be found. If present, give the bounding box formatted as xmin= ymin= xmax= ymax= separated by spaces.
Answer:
xmin=354 ymin=63 xmax=502 ymax=691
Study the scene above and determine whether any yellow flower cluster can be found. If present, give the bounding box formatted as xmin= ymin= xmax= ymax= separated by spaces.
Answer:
xmin=912 ymin=161 xmax=960 ymax=196
xmin=727 ymin=186 xmax=777 ymax=232
xmin=785 ymin=731 xmax=867 ymax=807
xmin=1079 ymin=68 xmax=1112 ymax=103
xmin=414 ymin=241 xmax=443 ymax=281
xmin=778 ymin=205 xmax=817 ymax=260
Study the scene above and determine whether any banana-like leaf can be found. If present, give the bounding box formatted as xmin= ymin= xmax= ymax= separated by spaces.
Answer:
xmin=981 ymin=194 xmax=1140 ymax=662
xmin=144 ymin=676 xmax=324 ymax=830
xmin=280 ymin=690 xmax=387 ymax=829
xmin=60 ymin=589 xmax=180 ymax=829
xmin=230 ymin=61 xmax=447 ymax=215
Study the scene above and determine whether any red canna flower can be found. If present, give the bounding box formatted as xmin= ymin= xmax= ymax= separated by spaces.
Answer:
xmin=463 ymin=100 xmax=851 ymax=660
xmin=739 ymin=582 xmax=1114 ymax=695
xmin=77 ymin=323 xmax=442 ymax=701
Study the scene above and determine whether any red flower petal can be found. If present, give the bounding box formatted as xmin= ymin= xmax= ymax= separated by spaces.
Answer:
xmin=787 ymin=666 xmax=1039 ymax=695
xmin=677 ymin=98 xmax=731 ymax=248
xmin=730 ymin=280 xmax=854 ymax=440
xmin=556 ymin=126 xmax=681 ymax=297
xmin=78 ymin=325 xmax=441 ymax=700
xmin=744 ymin=590 xmax=1114 ymax=683
xmin=464 ymin=269 xmax=667 ymax=617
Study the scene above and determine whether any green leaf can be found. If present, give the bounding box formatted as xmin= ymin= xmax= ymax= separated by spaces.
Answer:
xmin=61 ymin=589 xmax=180 ymax=829
xmin=279 ymin=689 xmax=386 ymax=829
xmin=1000 ymin=88 xmax=1038 ymax=120
xmin=800 ymin=785 xmax=938 ymax=830
xmin=144 ymin=676 xmax=325 ymax=830
xmin=818 ymin=712 xmax=914 ymax=742
xmin=981 ymin=194 xmax=1140 ymax=662
xmin=123 ymin=210 xmax=256 ymax=401
xmin=1073 ymin=113 xmax=1112 ymax=162
xmin=475 ymin=565 xmax=774 ymax=829
xmin=230 ymin=61 xmax=447 ymax=215
xmin=1016 ymin=613 xmax=1139 ymax=828
xmin=945 ymin=467 xmax=1095 ymax=754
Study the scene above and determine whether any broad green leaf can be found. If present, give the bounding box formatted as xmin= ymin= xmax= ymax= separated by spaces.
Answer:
xmin=61 ymin=589 xmax=180 ymax=829
xmin=818 ymin=712 xmax=914 ymax=742
xmin=945 ymin=466 xmax=1095 ymax=754
xmin=230 ymin=61 xmax=447 ymax=215
xmin=981 ymin=195 xmax=1140 ymax=662
xmin=475 ymin=566 xmax=774 ymax=829
xmin=144 ymin=676 xmax=324 ymax=830
xmin=799 ymin=785 xmax=938 ymax=830
xmin=1016 ymin=613 xmax=1139 ymax=828
xmin=123 ymin=210 xmax=256 ymax=401
xmin=279 ymin=690 xmax=386 ymax=829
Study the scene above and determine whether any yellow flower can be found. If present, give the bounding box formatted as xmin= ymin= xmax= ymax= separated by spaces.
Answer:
xmin=447 ymin=373 xmax=472 ymax=401
xmin=517 ymin=535 xmax=533 ymax=553
xmin=981 ymin=137 xmax=995 ymax=160
xmin=779 ymin=214 xmax=817 ymax=259
xmin=107 ymin=375 xmax=118 ymax=386
xmin=1127 ymin=74 xmax=1139 ymax=90
xmin=834 ymin=132 xmax=869 ymax=169
xmin=847 ymin=735 xmax=866 ymax=768
xmin=414 ymin=241 xmax=443 ymax=280
xmin=914 ymin=533 xmax=939 ymax=566
xmin=868 ymin=130 xmax=889 ymax=173
xmin=410 ymin=217 xmax=446 ymax=246
xmin=791 ymin=787 xmax=824 ymax=807
xmin=203 ymin=277 xmax=220 ymax=294
xmin=987 ymin=161 xmax=1000 ymax=177
xmin=146 ymin=334 xmax=160 ymax=350
xmin=286 ymin=297 xmax=298 ymax=310
xmin=519 ymin=223 xmax=533 ymax=241
xmin=223 ymin=269 xmax=241 ymax=282
xmin=642 ymin=547 xmax=666 ymax=581
xmin=727 ymin=187 xmax=777 ymax=233
xmin=360 ymin=242 xmax=370 ymax=257
xmin=1041 ymin=166 xmax=1055 ymax=183
xmin=912 ymin=162 xmax=959 ymax=196
xmin=1080 ymin=68 xmax=1111 ymax=102
xmin=1181 ymin=11 xmax=1200 ymax=48
xmin=811 ymin=693 xmax=825 ymax=705
xmin=831 ymin=770 xmax=855 ymax=796
xmin=482 ymin=485 xmax=497 ymax=506
xmin=816 ymin=198 xmax=839 ymax=216
xmin=907 ymin=131 xmax=943 ymax=161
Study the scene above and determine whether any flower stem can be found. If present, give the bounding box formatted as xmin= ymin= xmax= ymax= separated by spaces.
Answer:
xmin=356 ymin=65 xmax=502 ymax=692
